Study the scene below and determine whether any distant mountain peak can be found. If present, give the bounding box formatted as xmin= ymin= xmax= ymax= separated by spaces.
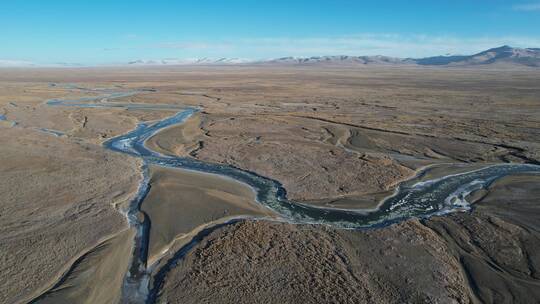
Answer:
xmin=490 ymin=45 xmax=512 ymax=51
xmin=415 ymin=45 xmax=540 ymax=67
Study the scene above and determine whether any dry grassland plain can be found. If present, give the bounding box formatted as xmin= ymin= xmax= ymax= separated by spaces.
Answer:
xmin=0 ymin=66 xmax=539 ymax=303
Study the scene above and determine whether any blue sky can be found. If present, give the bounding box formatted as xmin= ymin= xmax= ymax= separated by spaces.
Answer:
xmin=1 ymin=0 xmax=540 ymax=65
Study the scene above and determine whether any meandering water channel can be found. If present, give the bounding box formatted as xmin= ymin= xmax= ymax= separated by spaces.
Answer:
xmin=45 ymin=87 xmax=540 ymax=303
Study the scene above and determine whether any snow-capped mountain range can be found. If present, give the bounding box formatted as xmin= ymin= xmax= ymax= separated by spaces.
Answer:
xmin=127 ymin=57 xmax=252 ymax=65
xmin=126 ymin=46 xmax=540 ymax=67
xmin=1 ymin=46 xmax=539 ymax=68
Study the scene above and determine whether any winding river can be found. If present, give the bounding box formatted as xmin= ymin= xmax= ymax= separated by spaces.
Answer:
xmin=46 ymin=87 xmax=540 ymax=303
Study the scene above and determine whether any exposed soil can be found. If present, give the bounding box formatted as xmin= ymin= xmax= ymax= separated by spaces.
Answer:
xmin=155 ymin=220 xmax=471 ymax=304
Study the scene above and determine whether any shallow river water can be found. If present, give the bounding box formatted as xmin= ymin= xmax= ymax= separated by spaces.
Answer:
xmin=106 ymin=108 xmax=540 ymax=228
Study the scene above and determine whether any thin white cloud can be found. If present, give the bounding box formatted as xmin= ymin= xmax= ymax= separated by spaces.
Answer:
xmin=124 ymin=34 xmax=139 ymax=39
xmin=513 ymin=3 xmax=540 ymax=11
xmin=0 ymin=59 xmax=36 ymax=67
xmin=151 ymin=42 xmax=233 ymax=50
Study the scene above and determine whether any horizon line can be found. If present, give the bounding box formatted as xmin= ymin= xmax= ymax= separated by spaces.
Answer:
xmin=0 ymin=44 xmax=536 ymax=68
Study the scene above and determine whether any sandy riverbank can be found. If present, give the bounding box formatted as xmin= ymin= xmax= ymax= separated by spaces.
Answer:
xmin=145 ymin=112 xmax=204 ymax=157
xmin=141 ymin=165 xmax=275 ymax=262
xmin=32 ymin=228 xmax=135 ymax=304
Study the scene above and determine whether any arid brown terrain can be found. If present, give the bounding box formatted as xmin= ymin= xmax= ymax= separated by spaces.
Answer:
xmin=0 ymin=66 xmax=539 ymax=304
